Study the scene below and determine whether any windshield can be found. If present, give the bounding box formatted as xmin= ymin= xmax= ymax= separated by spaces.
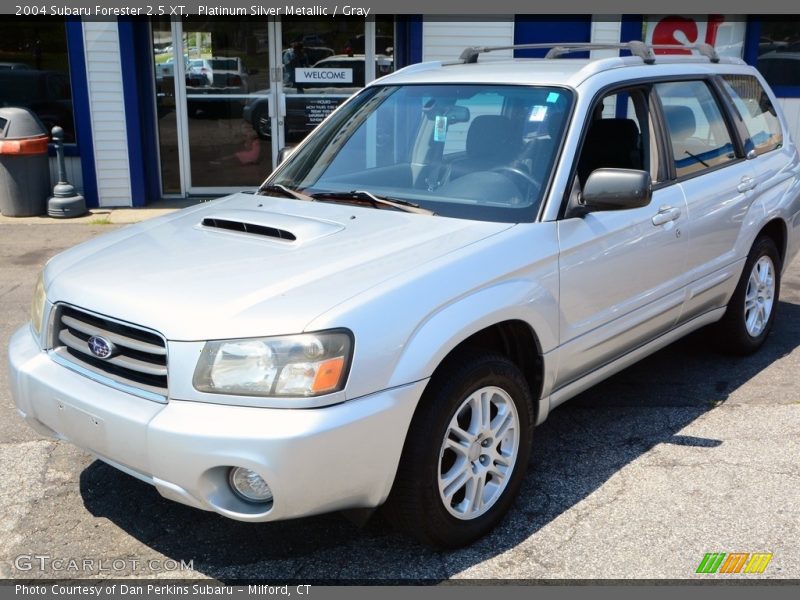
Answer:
xmin=269 ymin=84 xmax=572 ymax=222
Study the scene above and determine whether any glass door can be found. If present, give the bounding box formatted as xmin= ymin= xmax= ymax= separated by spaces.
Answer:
xmin=174 ymin=17 xmax=276 ymax=194
xmin=277 ymin=17 xmax=394 ymax=151
xmin=156 ymin=17 xmax=395 ymax=196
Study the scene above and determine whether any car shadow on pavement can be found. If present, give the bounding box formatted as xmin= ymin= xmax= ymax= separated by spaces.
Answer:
xmin=79 ymin=301 xmax=800 ymax=582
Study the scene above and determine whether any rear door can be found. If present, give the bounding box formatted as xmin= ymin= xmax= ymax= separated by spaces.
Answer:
xmin=654 ymin=79 xmax=756 ymax=322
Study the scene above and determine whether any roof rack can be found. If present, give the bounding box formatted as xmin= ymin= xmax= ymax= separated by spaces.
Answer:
xmin=458 ymin=41 xmax=720 ymax=65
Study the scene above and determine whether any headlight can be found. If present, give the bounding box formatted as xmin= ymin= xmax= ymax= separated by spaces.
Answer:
xmin=193 ymin=330 xmax=352 ymax=397
xmin=30 ymin=272 xmax=46 ymax=336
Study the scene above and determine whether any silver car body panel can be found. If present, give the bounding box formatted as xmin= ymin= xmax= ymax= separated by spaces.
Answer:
xmin=10 ymin=326 xmax=426 ymax=519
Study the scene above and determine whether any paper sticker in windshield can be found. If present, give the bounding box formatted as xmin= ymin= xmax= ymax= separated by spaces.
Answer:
xmin=529 ymin=106 xmax=548 ymax=122
xmin=434 ymin=115 xmax=448 ymax=142
xmin=546 ymin=92 xmax=560 ymax=103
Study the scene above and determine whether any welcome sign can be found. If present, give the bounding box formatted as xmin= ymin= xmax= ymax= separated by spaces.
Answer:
xmin=294 ymin=68 xmax=354 ymax=84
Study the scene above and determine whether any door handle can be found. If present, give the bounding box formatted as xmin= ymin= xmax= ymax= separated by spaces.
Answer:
xmin=651 ymin=206 xmax=681 ymax=226
xmin=737 ymin=176 xmax=757 ymax=193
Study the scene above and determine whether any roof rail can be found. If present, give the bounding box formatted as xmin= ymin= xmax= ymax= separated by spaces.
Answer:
xmin=458 ymin=41 xmax=720 ymax=65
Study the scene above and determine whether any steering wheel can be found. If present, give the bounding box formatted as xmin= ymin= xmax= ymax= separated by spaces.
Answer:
xmin=490 ymin=166 xmax=540 ymax=201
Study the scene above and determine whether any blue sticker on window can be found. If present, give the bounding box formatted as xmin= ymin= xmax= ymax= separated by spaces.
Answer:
xmin=546 ymin=92 xmax=560 ymax=104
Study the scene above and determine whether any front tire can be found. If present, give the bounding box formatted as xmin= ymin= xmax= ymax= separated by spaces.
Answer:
xmin=386 ymin=352 xmax=534 ymax=548
xmin=715 ymin=235 xmax=781 ymax=355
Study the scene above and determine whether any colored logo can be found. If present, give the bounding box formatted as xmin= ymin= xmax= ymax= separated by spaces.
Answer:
xmin=87 ymin=335 xmax=115 ymax=359
xmin=696 ymin=552 xmax=773 ymax=574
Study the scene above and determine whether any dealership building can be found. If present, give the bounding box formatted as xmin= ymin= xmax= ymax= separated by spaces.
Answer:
xmin=2 ymin=13 xmax=798 ymax=207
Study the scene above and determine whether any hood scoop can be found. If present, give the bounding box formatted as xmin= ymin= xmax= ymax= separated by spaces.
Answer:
xmin=202 ymin=217 xmax=297 ymax=241
xmin=198 ymin=209 xmax=344 ymax=244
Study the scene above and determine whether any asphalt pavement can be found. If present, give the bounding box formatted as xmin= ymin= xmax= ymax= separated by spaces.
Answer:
xmin=1 ymin=221 xmax=799 ymax=581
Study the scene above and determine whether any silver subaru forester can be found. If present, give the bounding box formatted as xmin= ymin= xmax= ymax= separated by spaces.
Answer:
xmin=9 ymin=42 xmax=800 ymax=547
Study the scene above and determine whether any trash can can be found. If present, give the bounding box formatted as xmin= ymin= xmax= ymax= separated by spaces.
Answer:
xmin=0 ymin=107 xmax=50 ymax=217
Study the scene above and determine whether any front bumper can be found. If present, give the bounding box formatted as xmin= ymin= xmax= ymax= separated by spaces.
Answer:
xmin=8 ymin=325 xmax=425 ymax=522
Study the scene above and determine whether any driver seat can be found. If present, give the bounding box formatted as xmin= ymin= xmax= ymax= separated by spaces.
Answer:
xmin=447 ymin=115 xmax=521 ymax=181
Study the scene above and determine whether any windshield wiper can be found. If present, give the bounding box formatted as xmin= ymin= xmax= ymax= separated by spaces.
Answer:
xmin=258 ymin=183 xmax=316 ymax=203
xmin=684 ymin=150 xmax=710 ymax=168
xmin=310 ymin=190 xmax=435 ymax=215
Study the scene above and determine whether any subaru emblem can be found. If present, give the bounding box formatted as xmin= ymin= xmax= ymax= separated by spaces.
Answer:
xmin=87 ymin=335 xmax=115 ymax=359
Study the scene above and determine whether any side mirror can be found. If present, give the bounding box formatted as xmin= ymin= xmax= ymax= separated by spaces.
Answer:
xmin=581 ymin=168 xmax=652 ymax=212
xmin=277 ymin=146 xmax=296 ymax=165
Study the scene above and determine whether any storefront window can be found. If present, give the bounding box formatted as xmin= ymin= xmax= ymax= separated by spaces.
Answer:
xmin=152 ymin=17 xmax=394 ymax=193
xmin=757 ymin=21 xmax=800 ymax=89
xmin=0 ymin=18 xmax=75 ymax=142
xmin=280 ymin=17 xmax=394 ymax=144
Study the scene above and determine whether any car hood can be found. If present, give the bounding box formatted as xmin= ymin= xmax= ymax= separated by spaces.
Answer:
xmin=45 ymin=193 xmax=513 ymax=341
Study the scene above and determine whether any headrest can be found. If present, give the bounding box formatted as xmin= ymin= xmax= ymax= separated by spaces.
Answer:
xmin=586 ymin=118 xmax=640 ymax=143
xmin=662 ymin=105 xmax=696 ymax=142
xmin=466 ymin=115 xmax=518 ymax=159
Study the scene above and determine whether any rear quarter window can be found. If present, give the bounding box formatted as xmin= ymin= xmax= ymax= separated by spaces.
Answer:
xmin=721 ymin=74 xmax=783 ymax=156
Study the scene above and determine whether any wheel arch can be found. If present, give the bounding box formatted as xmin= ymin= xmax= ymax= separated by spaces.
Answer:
xmin=385 ymin=276 xmax=556 ymax=423
xmin=412 ymin=319 xmax=546 ymax=429
xmin=757 ymin=218 xmax=788 ymax=268
xmin=431 ymin=320 xmax=543 ymax=404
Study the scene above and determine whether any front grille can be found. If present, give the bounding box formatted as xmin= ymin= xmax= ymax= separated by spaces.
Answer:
xmin=52 ymin=305 xmax=168 ymax=399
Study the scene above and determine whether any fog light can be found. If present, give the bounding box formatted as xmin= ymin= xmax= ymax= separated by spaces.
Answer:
xmin=229 ymin=467 xmax=273 ymax=503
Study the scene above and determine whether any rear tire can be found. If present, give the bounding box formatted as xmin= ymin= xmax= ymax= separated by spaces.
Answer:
xmin=714 ymin=235 xmax=781 ymax=355
xmin=386 ymin=352 xmax=534 ymax=548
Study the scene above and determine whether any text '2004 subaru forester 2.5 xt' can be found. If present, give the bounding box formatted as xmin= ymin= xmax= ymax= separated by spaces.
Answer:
xmin=9 ymin=42 xmax=800 ymax=547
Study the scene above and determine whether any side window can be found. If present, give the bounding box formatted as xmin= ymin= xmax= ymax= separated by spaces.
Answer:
xmin=720 ymin=75 xmax=783 ymax=156
xmin=577 ymin=88 xmax=660 ymax=186
xmin=655 ymin=81 xmax=736 ymax=178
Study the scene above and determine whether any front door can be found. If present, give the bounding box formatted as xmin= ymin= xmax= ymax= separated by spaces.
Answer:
xmin=554 ymin=87 xmax=690 ymax=390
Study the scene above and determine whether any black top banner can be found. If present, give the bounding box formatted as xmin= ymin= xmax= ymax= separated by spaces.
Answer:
xmin=0 ymin=0 xmax=798 ymax=16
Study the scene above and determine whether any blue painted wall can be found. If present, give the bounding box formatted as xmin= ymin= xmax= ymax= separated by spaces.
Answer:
xmin=118 ymin=19 xmax=161 ymax=206
xmin=64 ymin=18 xmax=98 ymax=208
xmin=514 ymin=16 xmax=592 ymax=58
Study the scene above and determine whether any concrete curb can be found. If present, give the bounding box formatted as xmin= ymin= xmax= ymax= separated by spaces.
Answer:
xmin=0 ymin=199 xmax=211 ymax=225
